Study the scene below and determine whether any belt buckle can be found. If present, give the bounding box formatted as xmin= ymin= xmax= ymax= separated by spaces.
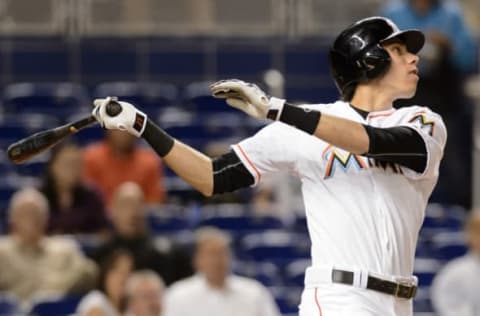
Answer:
xmin=395 ymin=280 xmax=416 ymax=299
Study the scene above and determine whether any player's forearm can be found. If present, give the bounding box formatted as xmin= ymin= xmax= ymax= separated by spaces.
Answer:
xmin=313 ymin=113 xmax=370 ymax=154
xmin=163 ymin=141 xmax=214 ymax=196
xmin=142 ymin=119 xmax=214 ymax=197
xmin=273 ymin=103 xmax=369 ymax=154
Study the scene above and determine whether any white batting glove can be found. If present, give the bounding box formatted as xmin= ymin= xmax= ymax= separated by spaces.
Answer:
xmin=92 ymin=97 xmax=148 ymax=137
xmin=210 ymin=79 xmax=285 ymax=120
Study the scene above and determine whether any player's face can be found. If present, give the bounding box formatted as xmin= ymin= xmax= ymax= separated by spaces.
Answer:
xmin=378 ymin=40 xmax=420 ymax=100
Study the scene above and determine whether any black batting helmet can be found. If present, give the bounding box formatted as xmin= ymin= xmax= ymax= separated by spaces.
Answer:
xmin=329 ymin=16 xmax=425 ymax=100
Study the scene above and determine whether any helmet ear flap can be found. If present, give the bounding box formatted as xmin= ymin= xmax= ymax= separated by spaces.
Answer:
xmin=359 ymin=44 xmax=391 ymax=79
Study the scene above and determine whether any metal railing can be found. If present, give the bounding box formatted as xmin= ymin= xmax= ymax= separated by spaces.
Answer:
xmin=0 ymin=0 xmax=383 ymax=38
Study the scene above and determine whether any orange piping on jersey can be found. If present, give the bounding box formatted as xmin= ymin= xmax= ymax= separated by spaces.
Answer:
xmin=236 ymin=144 xmax=262 ymax=182
xmin=367 ymin=110 xmax=395 ymax=119
xmin=314 ymin=287 xmax=323 ymax=316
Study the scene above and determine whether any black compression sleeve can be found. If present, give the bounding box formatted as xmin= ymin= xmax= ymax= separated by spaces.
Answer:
xmin=212 ymin=151 xmax=254 ymax=194
xmin=141 ymin=119 xmax=175 ymax=157
xmin=362 ymin=125 xmax=427 ymax=173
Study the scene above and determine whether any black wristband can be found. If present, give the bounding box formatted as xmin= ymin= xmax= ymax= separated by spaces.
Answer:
xmin=141 ymin=119 xmax=175 ymax=157
xmin=279 ymin=103 xmax=321 ymax=134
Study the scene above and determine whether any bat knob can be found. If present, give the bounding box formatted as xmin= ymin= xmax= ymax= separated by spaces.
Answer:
xmin=106 ymin=101 xmax=122 ymax=117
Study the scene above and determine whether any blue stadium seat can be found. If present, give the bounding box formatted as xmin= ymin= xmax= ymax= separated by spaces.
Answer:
xmin=284 ymin=259 xmax=311 ymax=286
xmin=431 ymin=231 xmax=468 ymax=260
xmin=413 ymin=287 xmax=434 ymax=313
xmin=29 ymin=295 xmax=81 ymax=316
xmin=216 ymin=48 xmax=272 ymax=76
xmin=94 ymin=82 xmax=178 ymax=115
xmin=198 ymin=215 xmax=285 ymax=237
xmin=239 ymin=231 xmax=310 ymax=263
xmin=2 ymin=83 xmax=88 ymax=121
xmin=12 ymin=160 xmax=46 ymax=178
xmin=269 ymin=286 xmax=302 ymax=315
xmin=414 ymin=258 xmax=442 ymax=287
xmin=421 ymin=204 xmax=466 ymax=230
xmin=182 ymin=81 xmax=237 ymax=113
xmin=0 ymin=294 xmax=21 ymax=316
xmin=147 ymin=213 xmax=190 ymax=234
xmin=234 ymin=261 xmax=282 ymax=287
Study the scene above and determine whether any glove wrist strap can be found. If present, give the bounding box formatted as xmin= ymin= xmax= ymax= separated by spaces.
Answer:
xmin=278 ymin=103 xmax=321 ymax=135
xmin=142 ymin=119 xmax=175 ymax=157
xmin=266 ymin=97 xmax=286 ymax=120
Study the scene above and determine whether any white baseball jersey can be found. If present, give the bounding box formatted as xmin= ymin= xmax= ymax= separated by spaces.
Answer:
xmin=232 ymin=100 xmax=446 ymax=279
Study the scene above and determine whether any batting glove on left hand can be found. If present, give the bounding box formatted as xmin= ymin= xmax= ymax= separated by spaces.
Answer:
xmin=92 ymin=97 xmax=147 ymax=137
xmin=210 ymin=79 xmax=285 ymax=120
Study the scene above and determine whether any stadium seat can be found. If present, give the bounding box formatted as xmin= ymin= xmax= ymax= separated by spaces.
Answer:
xmin=0 ymin=294 xmax=21 ymax=315
xmin=182 ymin=81 xmax=236 ymax=113
xmin=431 ymin=231 xmax=468 ymax=260
xmin=413 ymin=287 xmax=434 ymax=313
xmin=234 ymin=261 xmax=282 ymax=287
xmin=94 ymin=81 xmax=178 ymax=115
xmin=414 ymin=257 xmax=442 ymax=287
xmin=12 ymin=160 xmax=46 ymax=178
xmin=198 ymin=214 xmax=285 ymax=237
xmin=239 ymin=231 xmax=310 ymax=263
xmin=422 ymin=204 xmax=466 ymax=230
xmin=2 ymin=83 xmax=89 ymax=121
xmin=284 ymin=258 xmax=311 ymax=286
xmin=147 ymin=212 xmax=190 ymax=234
xmin=269 ymin=286 xmax=302 ymax=315
xmin=29 ymin=295 xmax=81 ymax=316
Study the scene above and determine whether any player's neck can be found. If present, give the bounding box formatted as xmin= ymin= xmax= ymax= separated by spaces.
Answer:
xmin=350 ymin=85 xmax=394 ymax=113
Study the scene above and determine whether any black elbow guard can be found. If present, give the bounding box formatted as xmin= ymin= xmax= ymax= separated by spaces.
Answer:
xmin=212 ymin=151 xmax=254 ymax=194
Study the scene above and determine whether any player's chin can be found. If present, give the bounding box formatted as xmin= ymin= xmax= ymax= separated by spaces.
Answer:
xmin=400 ymin=83 xmax=418 ymax=99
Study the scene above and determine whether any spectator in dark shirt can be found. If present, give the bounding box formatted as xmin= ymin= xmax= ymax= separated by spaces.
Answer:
xmin=40 ymin=142 xmax=108 ymax=235
xmin=92 ymin=182 xmax=193 ymax=285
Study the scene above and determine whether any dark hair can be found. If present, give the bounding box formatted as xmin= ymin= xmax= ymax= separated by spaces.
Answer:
xmin=40 ymin=141 xmax=84 ymax=213
xmin=341 ymin=83 xmax=357 ymax=102
xmin=97 ymin=248 xmax=134 ymax=312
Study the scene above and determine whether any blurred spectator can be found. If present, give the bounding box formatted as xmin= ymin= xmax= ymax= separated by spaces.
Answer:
xmin=83 ymin=130 xmax=166 ymax=207
xmin=382 ymin=0 xmax=477 ymax=208
xmin=40 ymin=142 xmax=108 ymax=235
xmin=163 ymin=227 xmax=281 ymax=316
xmin=431 ymin=209 xmax=480 ymax=315
xmin=125 ymin=270 xmax=165 ymax=316
xmin=77 ymin=249 xmax=134 ymax=316
xmin=0 ymin=188 xmax=97 ymax=307
xmin=91 ymin=182 xmax=192 ymax=285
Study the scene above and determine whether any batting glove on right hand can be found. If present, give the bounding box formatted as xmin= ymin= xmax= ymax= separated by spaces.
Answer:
xmin=92 ymin=97 xmax=148 ymax=137
xmin=210 ymin=79 xmax=285 ymax=120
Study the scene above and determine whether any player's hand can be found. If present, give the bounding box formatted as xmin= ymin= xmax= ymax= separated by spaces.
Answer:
xmin=92 ymin=97 xmax=147 ymax=137
xmin=210 ymin=79 xmax=273 ymax=119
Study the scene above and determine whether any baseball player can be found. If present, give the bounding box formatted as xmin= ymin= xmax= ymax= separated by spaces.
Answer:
xmin=92 ymin=16 xmax=446 ymax=316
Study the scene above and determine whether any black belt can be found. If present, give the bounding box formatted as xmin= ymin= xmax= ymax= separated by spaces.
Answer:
xmin=331 ymin=269 xmax=417 ymax=299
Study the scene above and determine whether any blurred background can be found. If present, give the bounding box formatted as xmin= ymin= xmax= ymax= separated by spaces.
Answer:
xmin=0 ymin=0 xmax=478 ymax=315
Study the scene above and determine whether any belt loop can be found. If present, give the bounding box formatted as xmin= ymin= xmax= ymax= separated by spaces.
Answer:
xmin=359 ymin=269 xmax=369 ymax=289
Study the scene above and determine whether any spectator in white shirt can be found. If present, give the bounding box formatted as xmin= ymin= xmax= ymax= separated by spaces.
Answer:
xmin=163 ymin=227 xmax=281 ymax=316
xmin=431 ymin=209 xmax=480 ymax=316
xmin=0 ymin=188 xmax=97 ymax=308
xmin=125 ymin=270 xmax=165 ymax=316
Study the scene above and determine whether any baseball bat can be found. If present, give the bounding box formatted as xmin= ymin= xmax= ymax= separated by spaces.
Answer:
xmin=7 ymin=100 xmax=122 ymax=164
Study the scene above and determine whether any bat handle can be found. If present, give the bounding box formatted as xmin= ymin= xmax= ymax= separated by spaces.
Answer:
xmin=105 ymin=97 xmax=123 ymax=117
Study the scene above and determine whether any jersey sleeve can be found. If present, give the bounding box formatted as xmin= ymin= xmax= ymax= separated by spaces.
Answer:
xmin=232 ymin=122 xmax=302 ymax=186
xmin=399 ymin=107 xmax=447 ymax=180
